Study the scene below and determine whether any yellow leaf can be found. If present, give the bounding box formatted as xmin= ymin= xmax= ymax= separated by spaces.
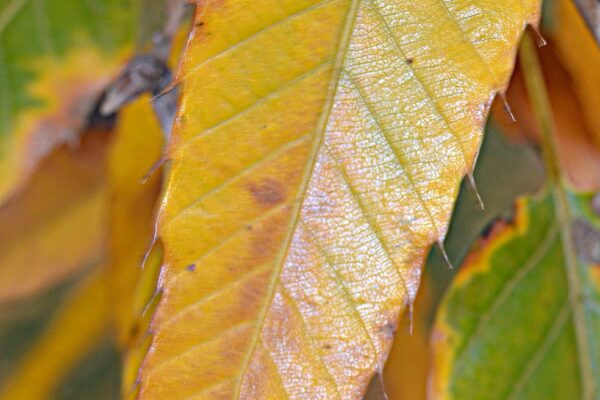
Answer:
xmin=106 ymin=97 xmax=164 ymax=349
xmin=0 ymin=132 xmax=109 ymax=304
xmin=138 ymin=1 xmax=540 ymax=398
xmin=0 ymin=271 xmax=111 ymax=400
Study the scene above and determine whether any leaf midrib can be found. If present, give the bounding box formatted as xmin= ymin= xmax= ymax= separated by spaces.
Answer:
xmin=230 ymin=1 xmax=362 ymax=398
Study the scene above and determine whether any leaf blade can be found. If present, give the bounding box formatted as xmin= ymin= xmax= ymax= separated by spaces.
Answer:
xmin=139 ymin=0 xmax=541 ymax=398
xmin=431 ymin=192 xmax=600 ymax=399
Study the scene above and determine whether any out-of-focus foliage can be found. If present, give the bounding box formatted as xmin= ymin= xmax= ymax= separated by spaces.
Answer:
xmin=0 ymin=0 xmax=137 ymax=200
xmin=431 ymin=191 xmax=600 ymax=399
xmin=0 ymin=97 xmax=164 ymax=399
xmin=0 ymin=272 xmax=112 ymax=399
xmin=105 ymin=96 xmax=163 ymax=349
xmin=429 ymin=11 xmax=600 ymax=400
xmin=0 ymin=130 xmax=109 ymax=303
xmin=493 ymin=0 xmax=600 ymax=190
xmin=4 ymin=0 xmax=600 ymax=399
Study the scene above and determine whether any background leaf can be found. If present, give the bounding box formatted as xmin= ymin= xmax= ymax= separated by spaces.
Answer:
xmin=105 ymin=96 xmax=164 ymax=350
xmin=431 ymin=190 xmax=600 ymax=399
xmin=0 ymin=0 xmax=136 ymax=200
xmin=0 ymin=130 xmax=109 ymax=304
xmin=138 ymin=0 xmax=541 ymax=398
xmin=0 ymin=271 xmax=112 ymax=400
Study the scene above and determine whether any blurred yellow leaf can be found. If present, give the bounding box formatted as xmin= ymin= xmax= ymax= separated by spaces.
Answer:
xmin=137 ymin=0 xmax=540 ymax=398
xmin=0 ymin=270 xmax=111 ymax=400
xmin=0 ymin=97 xmax=165 ymax=399
xmin=0 ymin=0 xmax=137 ymax=201
xmin=0 ymin=131 xmax=109 ymax=304
xmin=106 ymin=97 xmax=164 ymax=349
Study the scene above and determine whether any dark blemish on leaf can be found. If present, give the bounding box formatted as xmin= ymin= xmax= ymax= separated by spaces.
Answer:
xmin=245 ymin=225 xmax=253 ymax=231
xmin=323 ymin=344 xmax=332 ymax=350
xmin=406 ymin=57 xmax=414 ymax=65
xmin=195 ymin=21 xmax=204 ymax=27
xmin=380 ymin=321 xmax=397 ymax=340
xmin=248 ymin=178 xmax=285 ymax=206
xmin=129 ymin=322 xmax=140 ymax=339
xmin=186 ymin=264 xmax=196 ymax=272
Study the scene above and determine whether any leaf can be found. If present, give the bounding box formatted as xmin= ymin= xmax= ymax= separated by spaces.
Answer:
xmin=549 ymin=0 xmax=600 ymax=148
xmin=430 ymin=190 xmax=600 ymax=399
xmin=492 ymin=41 xmax=600 ymax=190
xmin=0 ymin=271 xmax=111 ymax=400
xmin=0 ymin=131 xmax=109 ymax=304
xmin=370 ymin=123 xmax=544 ymax=400
xmin=378 ymin=277 xmax=433 ymax=400
xmin=0 ymin=97 xmax=165 ymax=399
xmin=137 ymin=1 xmax=541 ymax=398
xmin=105 ymin=97 xmax=164 ymax=349
xmin=0 ymin=0 xmax=137 ymax=200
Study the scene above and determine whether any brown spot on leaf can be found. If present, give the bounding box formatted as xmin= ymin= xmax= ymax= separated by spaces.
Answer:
xmin=247 ymin=178 xmax=285 ymax=206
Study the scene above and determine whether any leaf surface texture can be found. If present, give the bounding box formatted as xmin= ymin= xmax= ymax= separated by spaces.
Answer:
xmin=139 ymin=0 xmax=540 ymax=398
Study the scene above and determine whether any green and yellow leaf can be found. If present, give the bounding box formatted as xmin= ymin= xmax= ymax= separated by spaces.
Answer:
xmin=0 ymin=0 xmax=136 ymax=200
xmin=431 ymin=191 xmax=600 ymax=399
xmin=137 ymin=0 xmax=541 ymax=398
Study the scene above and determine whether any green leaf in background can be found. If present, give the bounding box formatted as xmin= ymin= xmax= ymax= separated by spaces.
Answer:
xmin=0 ymin=0 xmax=136 ymax=199
xmin=431 ymin=189 xmax=600 ymax=399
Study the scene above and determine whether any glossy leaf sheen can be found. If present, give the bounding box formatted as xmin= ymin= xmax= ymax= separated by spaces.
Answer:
xmin=431 ymin=192 xmax=600 ymax=399
xmin=139 ymin=0 xmax=540 ymax=398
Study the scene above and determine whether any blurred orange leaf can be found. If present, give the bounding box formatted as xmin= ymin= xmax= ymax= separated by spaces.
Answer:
xmin=136 ymin=0 xmax=541 ymax=398
xmin=0 ymin=131 xmax=109 ymax=304
xmin=550 ymin=0 xmax=600 ymax=148
xmin=493 ymin=42 xmax=600 ymax=190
